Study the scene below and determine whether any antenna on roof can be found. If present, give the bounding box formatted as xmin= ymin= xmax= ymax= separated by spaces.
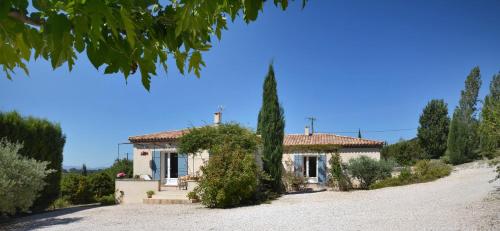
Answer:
xmin=306 ymin=116 xmax=316 ymax=134
xmin=217 ymin=105 xmax=224 ymax=113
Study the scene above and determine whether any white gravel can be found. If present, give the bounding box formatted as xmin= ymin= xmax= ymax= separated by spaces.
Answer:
xmin=3 ymin=162 xmax=499 ymax=231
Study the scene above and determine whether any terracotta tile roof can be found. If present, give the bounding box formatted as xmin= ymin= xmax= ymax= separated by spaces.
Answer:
xmin=129 ymin=129 xmax=189 ymax=143
xmin=284 ymin=133 xmax=384 ymax=148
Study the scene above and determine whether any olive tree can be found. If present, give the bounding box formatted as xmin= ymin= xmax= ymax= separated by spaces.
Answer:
xmin=0 ymin=139 xmax=54 ymax=215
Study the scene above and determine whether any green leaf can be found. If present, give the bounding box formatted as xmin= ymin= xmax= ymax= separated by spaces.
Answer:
xmin=174 ymin=51 xmax=187 ymax=74
xmin=120 ymin=7 xmax=136 ymax=48
xmin=188 ymin=51 xmax=205 ymax=78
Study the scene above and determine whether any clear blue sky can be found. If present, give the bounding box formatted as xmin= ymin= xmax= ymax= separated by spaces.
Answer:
xmin=1 ymin=0 xmax=500 ymax=168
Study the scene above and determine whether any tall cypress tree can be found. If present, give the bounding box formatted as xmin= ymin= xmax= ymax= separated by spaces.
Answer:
xmin=417 ymin=99 xmax=450 ymax=159
xmin=447 ymin=67 xmax=482 ymax=164
xmin=479 ymin=72 xmax=500 ymax=158
xmin=82 ymin=164 xmax=88 ymax=176
xmin=357 ymin=129 xmax=362 ymax=138
xmin=257 ymin=64 xmax=285 ymax=193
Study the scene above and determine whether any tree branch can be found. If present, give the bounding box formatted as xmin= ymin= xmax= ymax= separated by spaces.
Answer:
xmin=8 ymin=11 xmax=43 ymax=27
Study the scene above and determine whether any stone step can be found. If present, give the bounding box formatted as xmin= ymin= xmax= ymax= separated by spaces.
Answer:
xmin=143 ymin=198 xmax=198 ymax=205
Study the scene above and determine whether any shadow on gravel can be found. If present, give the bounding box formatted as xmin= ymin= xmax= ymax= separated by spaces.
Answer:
xmin=0 ymin=204 xmax=100 ymax=231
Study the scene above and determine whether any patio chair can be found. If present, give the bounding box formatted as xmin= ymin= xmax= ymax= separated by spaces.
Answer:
xmin=178 ymin=176 xmax=188 ymax=190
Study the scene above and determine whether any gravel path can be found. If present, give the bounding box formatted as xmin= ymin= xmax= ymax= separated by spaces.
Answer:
xmin=3 ymin=162 xmax=499 ymax=231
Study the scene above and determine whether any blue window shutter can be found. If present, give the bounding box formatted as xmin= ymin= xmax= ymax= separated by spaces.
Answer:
xmin=151 ymin=150 xmax=161 ymax=180
xmin=294 ymin=154 xmax=303 ymax=176
xmin=318 ymin=154 xmax=326 ymax=184
xmin=178 ymin=154 xmax=188 ymax=177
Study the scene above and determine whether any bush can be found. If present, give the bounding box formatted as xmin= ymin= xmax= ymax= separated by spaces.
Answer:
xmin=328 ymin=153 xmax=351 ymax=191
xmin=0 ymin=139 xmax=55 ymax=215
xmin=187 ymin=191 xmax=199 ymax=200
xmin=194 ymin=143 xmax=261 ymax=208
xmin=96 ymin=194 xmax=116 ymax=206
xmin=179 ymin=124 xmax=264 ymax=208
xmin=282 ymin=159 xmax=307 ymax=192
xmin=0 ymin=111 xmax=66 ymax=211
xmin=52 ymin=198 xmax=71 ymax=209
xmin=89 ymin=172 xmax=114 ymax=198
xmin=103 ymin=159 xmax=133 ymax=180
xmin=61 ymin=174 xmax=94 ymax=204
xmin=381 ymin=138 xmax=427 ymax=166
xmin=413 ymin=159 xmax=452 ymax=181
xmin=347 ymin=156 xmax=394 ymax=189
xmin=370 ymin=160 xmax=452 ymax=189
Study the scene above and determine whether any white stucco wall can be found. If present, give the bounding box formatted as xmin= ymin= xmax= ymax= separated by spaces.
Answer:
xmin=115 ymin=180 xmax=160 ymax=204
xmin=132 ymin=142 xmax=209 ymax=178
xmin=282 ymin=147 xmax=381 ymax=174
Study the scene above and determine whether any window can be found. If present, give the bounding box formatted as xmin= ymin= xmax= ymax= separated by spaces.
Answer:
xmin=302 ymin=156 xmax=318 ymax=177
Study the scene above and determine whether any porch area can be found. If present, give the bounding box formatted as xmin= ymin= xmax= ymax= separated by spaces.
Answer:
xmin=115 ymin=179 xmax=199 ymax=205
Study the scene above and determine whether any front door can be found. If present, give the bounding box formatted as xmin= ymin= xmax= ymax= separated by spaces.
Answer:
xmin=165 ymin=153 xmax=179 ymax=185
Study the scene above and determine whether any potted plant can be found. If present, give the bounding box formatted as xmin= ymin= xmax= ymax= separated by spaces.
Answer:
xmin=146 ymin=190 xmax=155 ymax=198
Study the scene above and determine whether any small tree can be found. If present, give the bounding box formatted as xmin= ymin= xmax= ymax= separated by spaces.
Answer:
xmin=479 ymin=73 xmax=500 ymax=158
xmin=358 ymin=129 xmax=362 ymax=139
xmin=447 ymin=67 xmax=482 ymax=164
xmin=417 ymin=99 xmax=450 ymax=159
xmin=257 ymin=64 xmax=285 ymax=193
xmin=103 ymin=159 xmax=133 ymax=179
xmin=0 ymin=139 xmax=54 ymax=215
xmin=381 ymin=138 xmax=426 ymax=166
xmin=179 ymin=124 xmax=264 ymax=208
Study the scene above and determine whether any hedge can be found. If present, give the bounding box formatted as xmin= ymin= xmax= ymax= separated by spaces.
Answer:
xmin=0 ymin=111 xmax=66 ymax=211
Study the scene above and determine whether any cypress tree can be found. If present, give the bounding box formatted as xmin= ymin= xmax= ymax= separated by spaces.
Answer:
xmin=479 ymin=72 xmax=500 ymax=158
xmin=357 ymin=129 xmax=362 ymax=138
xmin=417 ymin=99 xmax=450 ymax=159
xmin=257 ymin=64 xmax=285 ymax=193
xmin=82 ymin=164 xmax=88 ymax=176
xmin=447 ymin=67 xmax=482 ymax=164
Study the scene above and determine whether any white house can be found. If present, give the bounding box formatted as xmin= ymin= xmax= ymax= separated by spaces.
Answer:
xmin=127 ymin=112 xmax=383 ymax=187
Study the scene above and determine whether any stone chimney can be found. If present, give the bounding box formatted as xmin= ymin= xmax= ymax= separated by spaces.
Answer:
xmin=304 ymin=126 xmax=311 ymax=136
xmin=214 ymin=112 xmax=222 ymax=125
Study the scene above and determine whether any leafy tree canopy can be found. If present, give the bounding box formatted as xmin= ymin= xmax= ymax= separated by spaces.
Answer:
xmin=417 ymin=99 xmax=450 ymax=159
xmin=1 ymin=0 xmax=306 ymax=90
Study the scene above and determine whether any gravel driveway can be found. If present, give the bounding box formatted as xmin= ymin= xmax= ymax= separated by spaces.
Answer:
xmin=3 ymin=162 xmax=499 ymax=231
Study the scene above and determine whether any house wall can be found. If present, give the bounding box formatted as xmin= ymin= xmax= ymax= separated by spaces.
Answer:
xmin=132 ymin=142 xmax=208 ymax=178
xmin=115 ymin=179 xmax=160 ymax=204
xmin=282 ymin=147 xmax=381 ymax=175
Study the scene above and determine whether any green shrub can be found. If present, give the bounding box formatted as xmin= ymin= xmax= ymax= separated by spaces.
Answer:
xmin=328 ymin=153 xmax=351 ymax=191
xmin=179 ymin=124 xmax=264 ymax=208
xmin=103 ymin=159 xmax=133 ymax=179
xmin=61 ymin=174 xmax=94 ymax=204
xmin=187 ymin=191 xmax=199 ymax=200
xmin=89 ymin=172 xmax=114 ymax=198
xmin=370 ymin=160 xmax=452 ymax=189
xmin=347 ymin=156 xmax=394 ymax=189
xmin=381 ymin=138 xmax=427 ymax=166
xmin=194 ymin=143 xmax=261 ymax=208
xmin=97 ymin=194 xmax=116 ymax=206
xmin=0 ymin=139 xmax=55 ymax=215
xmin=52 ymin=198 xmax=71 ymax=209
xmin=413 ymin=159 xmax=452 ymax=181
xmin=0 ymin=111 xmax=66 ymax=211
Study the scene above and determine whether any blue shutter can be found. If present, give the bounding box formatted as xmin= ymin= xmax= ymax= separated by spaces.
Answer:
xmin=178 ymin=154 xmax=188 ymax=177
xmin=318 ymin=154 xmax=326 ymax=184
xmin=294 ymin=154 xmax=303 ymax=176
xmin=151 ymin=150 xmax=161 ymax=180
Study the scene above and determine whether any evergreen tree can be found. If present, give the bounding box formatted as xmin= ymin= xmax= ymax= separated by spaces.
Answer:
xmin=417 ymin=99 xmax=450 ymax=159
xmin=479 ymin=72 xmax=500 ymax=158
xmin=447 ymin=67 xmax=482 ymax=164
xmin=257 ymin=64 xmax=285 ymax=193
xmin=358 ymin=129 xmax=362 ymax=138
xmin=82 ymin=164 xmax=87 ymax=176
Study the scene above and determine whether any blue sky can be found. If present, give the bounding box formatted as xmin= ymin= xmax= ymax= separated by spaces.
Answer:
xmin=1 ymin=0 xmax=500 ymax=168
